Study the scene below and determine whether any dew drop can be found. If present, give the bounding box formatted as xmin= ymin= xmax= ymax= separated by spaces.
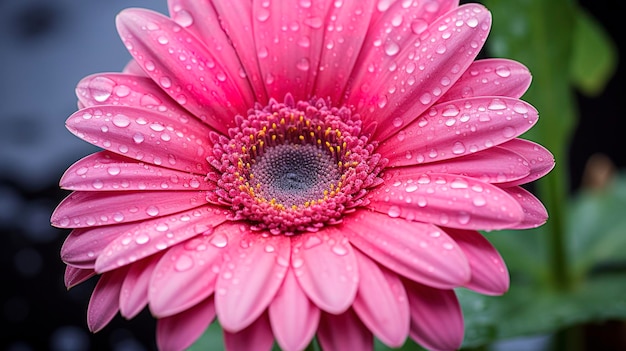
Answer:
xmin=88 ymin=76 xmax=115 ymax=102
xmin=452 ymin=141 xmax=466 ymax=154
xmin=133 ymin=133 xmax=145 ymax=144
xmin=175 ymin=255 xmax=193 ymax=271
xmin=502 ymin=126 xmax=516 ymax=138
xmin=146 ymin=206 xmax=159 ymax=216
xmin=384 ymin=41 xmax=400 ymax=56
xmin=159 ymin=77 xmax=172 ymax=88
xmin=112 ymin=114 xmax=131 ymax=128
xmin=107 ymin=166 xmax=121 ymax=176
xmin=157 ymin=36 xmax=169 ymax=45
xmin=392 ymin=117 xmax=403 ymax=127
xmin=304 ymin=235 xmax=322 ymax=249
xmin=466 ymin=17 xmax=479 ymax=28
xmin=387 ymin=206 xmax=401 ymax=218
xmin=488 ymin=98 xmax=507 ymax=110
xmin=457 ymin=212 xmax=471 ymax=225
xmin=114 ymin=85 xmax=131 ymax=97
xmin=296 ymin=57 xmax=310 ymax=71
xmin=210 ymin=233 xmax=228 ymax=248
xmin=473 ymin=196 xmax=486 ymax=207
xmin=135 ymin=234 xmax=150 ymax=245
xmin=113 ymin=213 xmax=124 ymax=222
xmin=495 ymin=65 xmax=511 ymax=78
xmin=450 ymin=178 xmax=469 ymax=189
xmin=405 ymin=184 xmax=418 ymax=193
xmin=173 ymin=10 xmax=194 ymax=27
xmin=76 ymin=167 xmax=88 ymax=176
xmin=331 ymin=243 xmax=348 ymax=256
xmin=513 ymin=102 xmax=529 ymax=114
xmin=144 ymin=61 xmax=156 ymax=72
xmin=417 ymin=196 xmax=428 ymax=207
xmin=411 ymin=19 xmax=428 ymax=34
xmin=256 ymin=8 xmax=271 ymax=22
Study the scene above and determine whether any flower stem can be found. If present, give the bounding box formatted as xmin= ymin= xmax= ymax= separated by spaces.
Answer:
xmin=537 ymin=165 xmax=571 ymax=290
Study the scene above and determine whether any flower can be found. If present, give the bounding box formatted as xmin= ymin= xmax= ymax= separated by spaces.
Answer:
xmin=51 ymin=0 xmax=554 ymax=350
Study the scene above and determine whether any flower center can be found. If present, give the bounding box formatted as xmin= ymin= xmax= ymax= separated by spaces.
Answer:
xmin=208 ymin=95 xmax=385 ymax=235
xmin=250 ymin=143 xmax=341 ymax=207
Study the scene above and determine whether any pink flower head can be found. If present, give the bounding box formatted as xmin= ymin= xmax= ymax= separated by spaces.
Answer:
xmin=52 ymin=0 xmax=554 ymax=350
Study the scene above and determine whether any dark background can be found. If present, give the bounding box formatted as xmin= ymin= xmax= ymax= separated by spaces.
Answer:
xmin=1 ymin=1 xmax=623 ymax=350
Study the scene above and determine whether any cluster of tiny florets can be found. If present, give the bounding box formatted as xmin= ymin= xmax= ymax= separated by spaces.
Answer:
xmin=207 ymin=95 xmax=386 ymax=235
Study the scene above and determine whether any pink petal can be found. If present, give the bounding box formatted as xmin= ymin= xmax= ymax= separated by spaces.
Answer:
xmin=95 ymin=205 xmax=227 ymax=273
xmin=65 ymin=265 xmax=95 ymax=289
xmin=223 ymin=312 xmax=275 ymax=351
xmin=119 ymin=254 xmax=161 ymax=319
xmin=61 ymin=227 xmax=126 ymax=268
xmin=341 ymin=210 xmax=470 ymax=289
xmin=215 ymin=227 xmax=290 ymax=332
xmin=405 ymin=281 xmax=464 ymax=351
xmin=377 ymin=96 xmax=539 ymax=167
xmin=497 ymin=138 xmax=555 ymax=187
xmin=440 ymin=58 xmax=532 ymax=101
xmin=397 ymin=146 xmax=531 ymax=184
xmin=210 ymin=0 xmax=268 ymax=101
xmin=149 ymin=234 xmax=225 ymax=317
xmin=167 ymin=0 xmax=265 ymax=101
xmin=502 ymin=186 xmax=549 ymax=229
xmin=369 ymin=0 xmax=459 ymax=24
xmin=352 ymin=250 xmax=410 ymax=347
xmin=76 ymin=73 xmax=198 ymax=125
xmin=251 ymin=0 xmax=327 ymax=101
xmin=52 ymin=191 xmax=209 ymax=228
xmin=312 ymin=0 xmax=375 ymax=100
xmin=445 ymin=228 xmax=509 ymax=295
xmin=60 ymin=151 xmax=215 ymax=192
xmin=87 ymin=268 xmax=127 ymax=332
xmin=116 ymin=9 xmax=253 ymax=134
xmin=368 ymin=172 xmax=525 ymax=230
xmin=156 ymin=295 xmax=216 ymax=351
xmin=347 ymin=4 xmax=491 ymax=141
xmin=291 ymin=229 xmax=359 ymax=314
xmin=122 ymin=60 xmax=147 ymax=76
xmin=269 ymin=269 xmax=320 ymax=351
xmin=317 ymin=309 xmax=373 ymax=351
xmin=65 ymin=105 xmax=213 ymax=174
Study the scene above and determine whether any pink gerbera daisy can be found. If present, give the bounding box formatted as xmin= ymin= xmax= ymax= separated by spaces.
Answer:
xmin=51 ymin=0 xmax=554 ymax=350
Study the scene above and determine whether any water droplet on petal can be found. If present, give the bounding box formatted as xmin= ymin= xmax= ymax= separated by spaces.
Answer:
xmin=331 ymin=242 xmax=348 ymax=256
xmin=387 ymin=206 xmax=401 ymax=218
xmin=112 ymin=114 xmax=131 ymax=128
xmin=495 ymin=65 xmax=511 ymax=77
xmin=88 ymin=76 xmax=115 ymax=102
xmin=384 ymin=41 xmax=400 ymax=56
xmin=296 ymin=58 xmax=310 ymax=71
xmin=452 ymin=141 xmax=466 ymax=154
xmin=175 ymin=254 xmax=193 ymax=271
xmin=502 ymin=126 xmax=516 ymax=138
xmin=303 ymin=235 xmax=322 ymax=249
xmin=146 ymin=206 xmax=159 ymax=216
xmin=473 ymin=196 xmax=486 ymax=207
xmin=173 ymin=10 xmax=194 ymax=27
xmin=256 ymin=8 xmax=271 ymax=22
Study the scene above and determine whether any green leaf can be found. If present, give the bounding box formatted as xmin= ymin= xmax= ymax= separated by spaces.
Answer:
xmin=460 ymin=273 xmax=626 ymax=348
xmin=187 ymin=321 xmax=225 ymax=351
xmin=567 ymin=173 xmax=626 ymax=278
xmin=570 ymin=7 xmax=618 ymax=96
